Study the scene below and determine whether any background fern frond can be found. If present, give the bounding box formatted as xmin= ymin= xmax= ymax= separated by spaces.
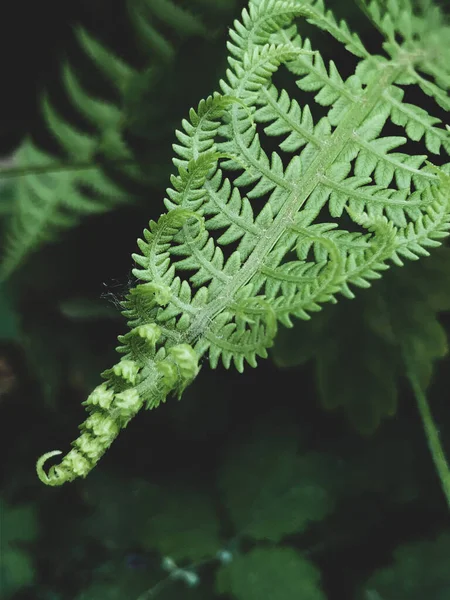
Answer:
xmin=0 ymin=140 xmax=130 ymax=279
xmin=0 ymin=0 xmax=238 ymax=279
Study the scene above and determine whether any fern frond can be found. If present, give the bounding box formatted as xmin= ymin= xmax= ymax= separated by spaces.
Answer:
xmin=1 ymin=0 xmax=238 ymax=279
xmin=0 ymin=33 xmax=135 ymax=278
xmin=0 ymin=141 xmax=128 ymax=279
xmin=37 ymin=0 xmax=450 ymax=485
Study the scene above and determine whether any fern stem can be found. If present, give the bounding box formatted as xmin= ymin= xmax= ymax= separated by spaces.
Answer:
xmin=405 ymin=356 xmax=450 ymax=510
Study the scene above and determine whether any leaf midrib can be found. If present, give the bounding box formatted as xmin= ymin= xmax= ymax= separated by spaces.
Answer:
xmin=185 ymin=63 xmax=403 ymax=347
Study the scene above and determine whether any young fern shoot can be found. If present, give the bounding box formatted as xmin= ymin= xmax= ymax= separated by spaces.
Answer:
xmin=37 ymin=0 xmax=450 ymax=488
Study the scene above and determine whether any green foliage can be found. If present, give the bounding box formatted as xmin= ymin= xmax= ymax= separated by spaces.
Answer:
xmin=81 ymin=473 xmax=220 ymax=561
xmin=74 ymin=568 xmax=150 ymax=600
xmin=0 ymin=0 xmax=238 ymax=278
xmin=0 ymin=155 xmax=15 ymax=215
xmin=0 ymin=285 xmax=19 ymax=341
xmin=74 ymin=562 xmax=208 ymax=600
xmin=1 ymin=1 xmax=450 ymax=597
xmin=68 ymin=408 xmax=435 ymax=598
xmin=272 ymin=245 xmax=450 ymax=432
xmin=218 ymin=413 xmax=336 ymax=541
xmin=138 ymin=484 xmax=220 ymax=561
xmin=0 ymin=499 xmax=38 ymax=598
xmin=216 ymin=546 xmax=326 ymax=600
xmin=18 ymin=396 xmax=446 ymax=599
xmin=0 ymin=140 xmax=130 ymax=279
xmin=363 ymin=531 xmax=450 ymax=600
xmin=33 ymin=0 xmax=450 ymax=487
xmin=75 ymin=410 xmax=337 ymax=599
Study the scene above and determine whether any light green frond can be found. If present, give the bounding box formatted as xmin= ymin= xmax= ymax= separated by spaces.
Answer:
xmin=36 ymin=0 xmax=450 ymax=486
xmin=384 ymin=86 xmax=450 ymax=154
xmin=255 ymin=84 xmax=329 ymax=152
xmin=302 ymin=0 xmax=370 ymax=58
xmin=229 ymin=0 xmax=311 ymax=58
xmin=360 ymin=0 xmax=450 ymax=111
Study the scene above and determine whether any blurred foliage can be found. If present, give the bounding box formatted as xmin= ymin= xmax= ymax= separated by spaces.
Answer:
xmin=0 ymin=0 xmax=239 ymax=278
xmin=272 ymin=246 xmax=450 ymax=433
xmin=216 ymin=547 xmax=327 ymax=600
xmin=218 ymin=414 xmax=338 ymax=541
xmin=0 ymin=499 xmax=38 ymax=598
xmin=363 ymin=532 xmax=450 ymax=600
xmin=0 ymin=0 xmax=449 ymax=599
xmin=0 ymin=285 xmax=20 ymax=341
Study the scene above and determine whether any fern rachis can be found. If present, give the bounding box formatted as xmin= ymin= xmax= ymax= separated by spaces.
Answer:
xmin=36 ymin=0 xmax=450 ymax=494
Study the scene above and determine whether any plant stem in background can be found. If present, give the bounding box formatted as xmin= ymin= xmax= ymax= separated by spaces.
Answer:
xmin=406 ymin=354 xmax=450 ymax=510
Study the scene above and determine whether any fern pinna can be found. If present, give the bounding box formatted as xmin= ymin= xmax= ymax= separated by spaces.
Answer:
xmin=37 ymin=0 xmax=450 ymax=490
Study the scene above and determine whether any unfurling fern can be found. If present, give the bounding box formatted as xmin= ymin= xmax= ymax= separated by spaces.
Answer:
xmin=37 ymin=0 xmax=450 ymax=495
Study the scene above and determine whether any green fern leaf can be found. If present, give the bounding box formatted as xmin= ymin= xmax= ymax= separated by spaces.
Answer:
xmin=0 ymin=141 xmax=128 ymax=278
xmin=36 ymin=0 xmax=450 ymax=485
xmin=1 ymin=0 xmax=238 ymax=279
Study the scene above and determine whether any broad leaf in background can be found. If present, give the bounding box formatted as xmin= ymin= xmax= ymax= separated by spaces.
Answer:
xmin=369 ymin=246 xmax=450 ymax=389
xmin=137 ymin=483 xmax=221 ymax=562
xmin=0 ymin=499 xmax=38 ymax=599
xmin=218 ymin=413 xmax=337 ymax=542
xmin=216 ymin=546 xmax=326 ymax=600
xmin=81 ymin=474 xmax=160 ymax=550
xmin=363 ymin=531 xmax=450 ymax=600
xmin=316 ymin=299 xmax=398 ymax=434
xmin=272 ymin=247 xmax=450 ymax=433
xmin=81 ymin=471 xmax=221 ymax=561
xmin=79 ymin=473 xmax=220 ymax=597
